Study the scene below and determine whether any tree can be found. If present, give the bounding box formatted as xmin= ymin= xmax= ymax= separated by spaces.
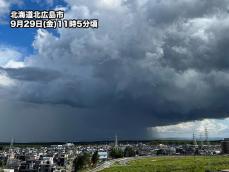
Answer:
xmin=110 ymin=147 xmax=124 ymax=159
xmin=124 ymin=146 xmax=136 ymax=157
xmin=73 ymin=152 xmax=91 ymax=172
xmin=91 ymin=151 xmax=99 ymax=167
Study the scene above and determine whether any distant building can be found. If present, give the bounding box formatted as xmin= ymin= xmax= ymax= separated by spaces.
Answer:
xmin=6 ymin=159 xmax=20 ymax=171
xmin=98 ymin=152 xmax=108 ymax=160
xmin=64 ymin=143 xmax=74 ymax=147
xmin=3 ymin=169 xmax=14 ymax=172
xmin=221 ymin=138 xmax=229 ymax=154
xmin=39 ymin=164 xmax=53 ymax=172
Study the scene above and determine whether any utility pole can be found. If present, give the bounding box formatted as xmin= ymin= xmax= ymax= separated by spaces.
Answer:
xmin=193 ymin=132 xmax=197 ymax=146
xmin=205 ymin=127 xmax=209 ymax=146
xmin=199 ymin=133 xmax=203 ymax=148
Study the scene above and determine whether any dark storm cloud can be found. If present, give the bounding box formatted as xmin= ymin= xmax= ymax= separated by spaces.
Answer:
xmin=2 ymin=0 xmax=229 ymax=140
xmin=160 ymin=17 xmax=229 ymax=72
xmin=143 ymin=0 xmax=228 ymax=25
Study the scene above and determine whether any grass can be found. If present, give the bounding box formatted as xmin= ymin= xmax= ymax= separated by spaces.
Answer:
xmin=101 ymin=156 xmax=229 ymax=172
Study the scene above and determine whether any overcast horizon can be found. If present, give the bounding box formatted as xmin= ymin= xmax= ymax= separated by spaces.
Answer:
xmin=0 ymin=0 xmax=229 ymax=142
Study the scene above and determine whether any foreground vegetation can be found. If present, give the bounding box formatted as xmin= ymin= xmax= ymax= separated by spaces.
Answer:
xmin=101 ymin=156 xmax=229 ymax=172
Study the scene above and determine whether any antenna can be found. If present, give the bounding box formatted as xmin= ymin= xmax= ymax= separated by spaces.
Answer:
xmin=10 ymin=138 xmax=14 ymax=148
xmin=7 ymin=137 xmax=15 ymax=167
xmin=115 ymin=134 xmax=118 ymax=147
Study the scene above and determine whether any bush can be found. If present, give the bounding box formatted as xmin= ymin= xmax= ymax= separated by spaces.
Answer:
xmin=73 ymin=152 xmax=91 ymax=171
xmin=110 ymin=147 xmax=124 ymax=159
xmin=91 ymin=151 xmax=99 ymax=167
xmin=124 ymin=146 xmax=136 ymax=157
